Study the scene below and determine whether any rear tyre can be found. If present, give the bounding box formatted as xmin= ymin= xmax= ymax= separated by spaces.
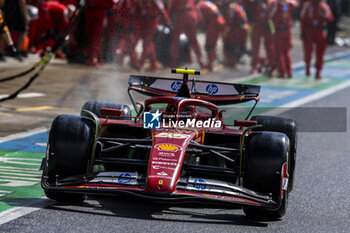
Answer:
xmin=251 ymin=115 xmax=297 ymax=192
xmin=42 ymin=115 xmax=94 ymax=203
xmin=243 ymin=131 xmax=289 ymax=220
xmin=80 ymin=101 xmax=131 ymax=119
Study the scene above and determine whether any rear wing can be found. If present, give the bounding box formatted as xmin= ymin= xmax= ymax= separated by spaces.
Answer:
xmin=128 ymin=75 xmax=260 ymax=110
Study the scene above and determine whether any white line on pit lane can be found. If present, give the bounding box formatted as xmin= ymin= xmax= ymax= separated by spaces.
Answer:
xmin=0 ymin=175 xmax=41 ymax=181
xmin=0 ymin=172 xmax=41 ymax=177
xmin=0 ymin=179 xmax=38 ymax=187
xmin=0 ymin=168 xmax=41 ymax=175
xmin=0 ymin=199 xmax=54 ymax=225
xmin=0 ymin=157 xmax=42 ymax=166
xmin=264 ymin=75 xmax=350 ymax=116
xmin=0 ymin=92 xmax=45 ymax=99
xmin=0 ymin=190 xmax=13 ymax=197
xmin=0 ymin=128 xmax=49 ymax=225
xmin=0 ymin=166 xmax=42 ymax=172
xmin=0 ymin=127 xmax=47 ymax=143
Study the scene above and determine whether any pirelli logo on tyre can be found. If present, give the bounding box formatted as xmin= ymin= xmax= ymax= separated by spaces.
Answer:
xmin=155 ymin=143 xmax=182 ymax=152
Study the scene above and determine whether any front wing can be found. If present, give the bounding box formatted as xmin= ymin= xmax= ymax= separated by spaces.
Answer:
xmin=42 ymin=172 xmax=279 ymax=209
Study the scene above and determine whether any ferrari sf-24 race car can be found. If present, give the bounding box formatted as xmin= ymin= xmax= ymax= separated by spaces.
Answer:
xmin=41 ymin=69 xmax=297 ymax=219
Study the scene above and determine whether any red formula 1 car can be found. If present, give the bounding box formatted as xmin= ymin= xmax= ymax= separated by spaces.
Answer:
xmin=41 ymin=69 xmax=297 ymax=219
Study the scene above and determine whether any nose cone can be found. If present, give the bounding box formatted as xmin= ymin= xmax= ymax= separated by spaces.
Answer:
xmin=145 ymin=178 xmax=174 ymax=193
xmin=145 ymin=128 xmax=203 ymax=193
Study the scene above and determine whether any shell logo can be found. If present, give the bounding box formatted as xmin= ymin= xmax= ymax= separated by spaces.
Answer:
xmin=155 ymin=144 xmax=181 ymax=152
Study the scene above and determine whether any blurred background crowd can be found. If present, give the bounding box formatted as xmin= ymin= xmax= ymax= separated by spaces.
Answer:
xmin=0 ymin=0 xmax=349 ymax=79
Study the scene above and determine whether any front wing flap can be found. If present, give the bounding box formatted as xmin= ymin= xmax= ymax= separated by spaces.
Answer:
xmin=42 ymin=172 xmax=277 ymax=209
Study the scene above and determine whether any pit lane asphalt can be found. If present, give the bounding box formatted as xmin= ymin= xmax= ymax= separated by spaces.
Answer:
xmin=1 ymin=85 xmax=350 ymax=233
xmin=0 ymin=35 xmax=349 ymax=231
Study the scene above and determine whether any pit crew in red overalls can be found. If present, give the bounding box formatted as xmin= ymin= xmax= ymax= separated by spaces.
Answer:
xmin=28 ymin=1 xmax=67 ymax=57
xmin=220 ymin=0 xmax=249 ymax=69
xmin=46 ymin=1 xmax=68 ymax=36
xmin=169 ymin=0 xmax=203 ymax=68
xmin=46 ymin=1 xmax=69 ymax=58
xmin=197 ymin=1 xmax=225 ymax=71
xmin=243 ymin=0 xmax=276 ymax=75
xmin=270 ymin=0 xmax=298 ymax=78
xmin=84 ymin=0 xmax=113 ymax=67
xmin=300 ymin=0 xmax=333 ymax=79
xmin=27 ymin=0 xmax=47 ymax=48
xmin=114 ymin=0 xmax=140 ymax=69
xmin=137 ymin=0 xmax=170 ymax=71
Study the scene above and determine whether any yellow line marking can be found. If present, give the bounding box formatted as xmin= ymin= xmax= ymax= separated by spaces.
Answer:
xmin=16 ymin=106 xmax=73 ymax=112
xmin=0 ymin=111 xmax=13 ymax=117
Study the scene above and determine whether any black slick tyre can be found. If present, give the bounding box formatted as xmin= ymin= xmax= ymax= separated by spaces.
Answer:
xmin=243 ymin=131 xmax=289 ymax=220
xmin=251 ymin=115 xmax=297 ymax=192
xmin=42 ymin=115 xmax=95 ymax=203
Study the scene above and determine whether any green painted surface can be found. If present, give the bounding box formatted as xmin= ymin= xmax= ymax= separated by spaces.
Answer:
xmin=0 ymin=150 xmax=45 ymax=212
xmin=240 ymin=75 xmax=345 ymax=91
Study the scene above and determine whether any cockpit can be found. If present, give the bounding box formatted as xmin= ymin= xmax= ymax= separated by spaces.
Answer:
xmin=144 ymin=96 xmax=219 ymax=124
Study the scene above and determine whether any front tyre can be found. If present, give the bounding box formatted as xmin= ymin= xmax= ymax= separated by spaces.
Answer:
xmin=42 ymin=115 xmax=95 ymax=203
xmin=243 ymin=131 xmax=289 ymax=220
xmin=251 ymin=115 xmax=297 ymax=192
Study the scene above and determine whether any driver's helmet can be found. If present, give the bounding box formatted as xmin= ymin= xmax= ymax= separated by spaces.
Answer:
xmin=178 ymin=105 xmax=196 ymax=121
